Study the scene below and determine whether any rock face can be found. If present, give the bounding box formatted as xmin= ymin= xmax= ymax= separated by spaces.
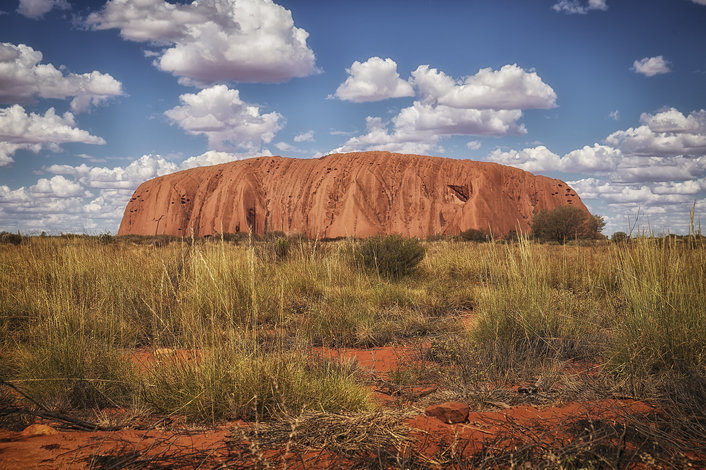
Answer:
xmin=118 ymin=152 xmax=589 ymax=239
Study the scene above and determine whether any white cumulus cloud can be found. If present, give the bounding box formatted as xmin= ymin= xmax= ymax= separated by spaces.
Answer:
xmin=632 ymin=56 xmax=671 ymax=77
xmin=487 ymin=146 xmax=562 ymax=172
xmin=335 ymin=63 xmax=554 ymax=153
xmin=180 ymin=150 xmax=244 ymax=169
xmin=466 ymin=140 xmax=482 ymax=151
xmin=17 ymin=0 xmax=69 ymax=19
xmin=86 ymin=0 xmax=317 ymax=86
xmin=412 ymin=64 xmax=557 ymax=110
xmin=606 ymin=108 xmax=706 ymax=156
xmin=488 ymin=144 xmax=623 ymax=173
xmin=553 ymin=0 xmax=607 ymax=14
xmin=0 ymin=105 xmax=105 ymax=166
xmin=31 ymin=175 xmax=85 ymax=198
xmin=394 ymin=102 xmax=525 ymax=136
xmin=333 ymin=116 xmax=441 ymax=155
xmin=0 ymin=43 xmax=124 ymax=112
xmin=164 ymin=85 xmax=283 ymax=152
xmin=485 ymin=107 xmax=706 ymax=235
xmin=293 ymin=130 xmax=314 ymax=143
xmin=334 ymin=57 xmax=414 ymax=103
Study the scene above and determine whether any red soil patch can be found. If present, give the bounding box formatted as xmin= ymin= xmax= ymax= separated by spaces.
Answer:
xmin=312 ymin=344 xmax=419 ymax=375
xmin=406 ymin=399 xmax=656 ymax=460
xmin=0 ymin=424 xmax=236 ymax=469
xmin=0 ymin=400 xmax=663 ymax=469
xmin=128 ymin=348 xmax=202 ymax=372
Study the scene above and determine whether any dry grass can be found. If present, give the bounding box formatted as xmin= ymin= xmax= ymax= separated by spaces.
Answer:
xmin=0 ymin=230 xmax=704 ymax=466
xmin=226 ymin=410 xmax=426 ymax=468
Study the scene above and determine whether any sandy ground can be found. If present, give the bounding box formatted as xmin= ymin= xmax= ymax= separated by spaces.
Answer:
xmin=0 ymin=344 xmax=690 ymax=469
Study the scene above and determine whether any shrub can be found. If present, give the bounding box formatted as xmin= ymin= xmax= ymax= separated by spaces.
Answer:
xmin=0 ymin=231 xmax=23 ymax=245
xmin=426 ymin=233 xmax=450 ymax=242
xmin=611 ymin=231 xmax=629 ymax=243
xmin=15 ymin=336 xmax=136 ymax=410
xmin=142 ymin=349 xmax=371 ymax=421
xmin=97 ymin=233 xmax=115 ymax=244
xmin=503 ymin=230 xmax=520 ymax=242
xmin=264 ymin=230 xmax=287 ymax=241
xmin=357 ymin=235 xmax=425 ymax=280
xmin=460 ymin=228 xmax=488 ymax=242
xmin=609 ymin=238 xmax=706 ymax=379
xmin=273 ymin=237 xmax=290 ymax=260
xmin=220 ymin=232 xmax=252 ymax=244
xmin=531 ymin=206 xmax=603 ymax=244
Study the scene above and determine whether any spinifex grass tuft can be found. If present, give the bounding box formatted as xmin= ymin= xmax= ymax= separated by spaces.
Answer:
xmin=471 ymin=235 xmax=607 ymax=372
xmin=609 ymin=235 xmax=706 ymax=379
xmin=142 ymin=345 xmax=372 ymax=423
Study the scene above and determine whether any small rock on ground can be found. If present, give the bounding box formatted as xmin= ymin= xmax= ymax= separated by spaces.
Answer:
xmin=21 ymin=424 xmax=58 ymax=438
xmin=425 ymin=401 xmax=470 ymax=424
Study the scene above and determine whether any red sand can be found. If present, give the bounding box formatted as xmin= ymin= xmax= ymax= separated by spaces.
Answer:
xmin=0 ymin=344 xmax=677 ymax=468
xmin=312 ymin=344 xmax=420 ymax=375
xmin=0 ymin=399 xmax=658 ymax=468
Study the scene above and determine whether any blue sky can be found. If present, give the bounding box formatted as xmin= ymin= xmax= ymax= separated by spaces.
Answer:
xmin=1 ymin=0 xmax=705 ymax=235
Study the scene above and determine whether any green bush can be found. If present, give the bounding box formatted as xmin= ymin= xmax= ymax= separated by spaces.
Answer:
xmin=503 ymin=230 xmax=520 ymax=242
xmin=220 ymin=232 xmax=252 ymax=244
xmin=0 ymin=231 xmax=23 ymax=245
xmin=97 ymin=233 xmax=115 ymax=244
xmin=357 ymin=235 xmax=425 ymax=280
xmin=611 ymin=231 xmax=629 ymax=243
xmin=273 ymin=237 xmax=290 ymax=260
xmin=531 ymin=206 xmax=603 ymax=244
xmin=460 ymin=228 xmax=488 ymax=242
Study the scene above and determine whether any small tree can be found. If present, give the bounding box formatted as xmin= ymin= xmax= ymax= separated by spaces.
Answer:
xmin=586 ymin=214 xmax=606 ymax=237
xmin=531 ymin=206 xmax=602 ymax=244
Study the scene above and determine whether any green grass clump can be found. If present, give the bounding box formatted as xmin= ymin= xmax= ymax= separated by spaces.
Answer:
xmin=609 ymin=237 xmax=706 ymax=378
xmin=471 ymin=237 xmax=605 ymax=369
xmin=13 ymin=336 xmax=136 ymax=410
xmin=355 ymin=235 xmax=426 ymax=280
xmin=142 ymin=347 xmax=371 ymax=422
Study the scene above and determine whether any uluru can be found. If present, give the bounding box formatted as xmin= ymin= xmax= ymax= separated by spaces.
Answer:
xmin=117 ymin=151 xmax=589 ymax=239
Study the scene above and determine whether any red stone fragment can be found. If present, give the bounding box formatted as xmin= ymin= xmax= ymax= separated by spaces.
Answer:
xmin=425 ymin=401 xmax=470 ymax=424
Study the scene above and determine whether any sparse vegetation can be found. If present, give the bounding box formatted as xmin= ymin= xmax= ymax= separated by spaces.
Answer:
xmin=0 ymin=229 xmax=704 ymax=466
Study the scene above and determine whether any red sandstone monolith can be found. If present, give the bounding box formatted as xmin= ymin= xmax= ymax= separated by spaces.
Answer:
xmin=118 ymin=151 xmax=589 ymax=238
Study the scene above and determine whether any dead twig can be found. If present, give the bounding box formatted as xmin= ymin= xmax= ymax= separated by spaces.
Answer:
xmin=0 ymin=377 xmax=121 ymax=431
